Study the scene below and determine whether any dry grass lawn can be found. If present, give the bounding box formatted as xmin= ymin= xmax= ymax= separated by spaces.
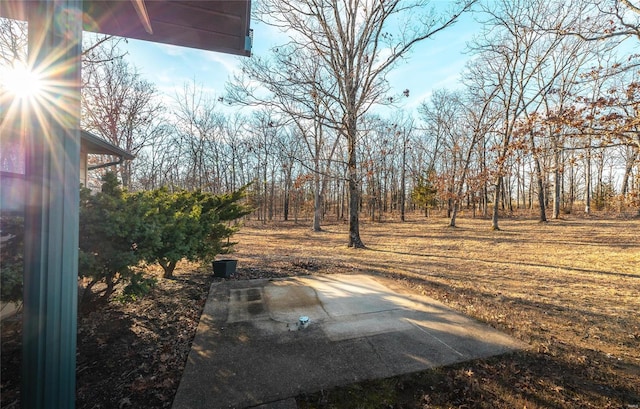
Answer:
xmin=231 ymin=215 xmax=640 ymax=408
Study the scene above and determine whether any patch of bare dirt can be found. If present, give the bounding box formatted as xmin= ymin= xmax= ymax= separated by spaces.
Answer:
xmin=1 ymin=265 xmax=216 ymax=409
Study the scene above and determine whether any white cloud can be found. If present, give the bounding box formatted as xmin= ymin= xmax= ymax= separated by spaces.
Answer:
xmin=155 ymin=42 xmax=187 ymax=57
xmin=203 ymin=52 xmax=241 ymax=76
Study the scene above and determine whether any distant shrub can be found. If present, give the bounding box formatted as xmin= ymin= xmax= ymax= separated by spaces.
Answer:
xmin=411 ymin=168 xmax=439 ymax=217
xmin=592 ymin=182 xmax=616 ymax=211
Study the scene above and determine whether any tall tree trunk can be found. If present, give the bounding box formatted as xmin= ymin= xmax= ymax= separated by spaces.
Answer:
xmin=262 ymin=160 xmax=268 ymax=224
xmin=311 ymin=152 xmax=322 ymax=230
xmin=534 ymin=156 xmax=547 ymax=222
xmin=283 ymin=190 xmax=289 ymax=221
xmin=483 ymin=184 xmax=489 ymax=218
xmin=268 ymin=172 xmax=275 ymax=221
xmin=492 ymin=176 xmax=502 ymax=230
xmin=506 ymin=176 xmax=513 ymax=213
xmin=449 ymin=135 xmax=477 ymax=228
xmin=531 ymin=132 xmax=547 ymax=222
xmin=596 ymin=149 xmax=605 ymax=210
xmin=448 ymin=155 xmax=457 ymax=218
xmin=569 ymin=153 xmax=575 ymax=212
xmin=313 ymin=167 xmax=322 ymax=232
xmin=621 ymin=147 xmax=638 ymax=197
xmin=516 ymin=160 xmax=521 ymax=210
xmin=529 ymin=164 xmax=534 ymax=209
xmin=553 ymin=145 xmax=561 ymax=219
xmin=340 ymin=175 xmax=346 ymax=221
xmin=585 ymin=141 xmax=592 ymax=215
xmin=501 ymin=177 xmax=508 ymax=210
xmin=482 ymin=137 xmax=490 ymax=218
xmin=347 ymin=125 xmax=365 ymax=248
xmin=348 ymin=175 xmax=364 ymax=247
xmin=400 ymin=141 xmax=407 ymax=222
xmin=293 ymin=188 xmax=299 ymax=223
xmin=449 ymin=199 xmax=459 ymax=227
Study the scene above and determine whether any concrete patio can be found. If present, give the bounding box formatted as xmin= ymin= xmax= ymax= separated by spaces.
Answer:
xmin=172 ymin=274 xmax=525 ymax=409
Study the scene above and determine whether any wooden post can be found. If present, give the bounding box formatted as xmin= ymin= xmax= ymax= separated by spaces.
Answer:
xmin=22 ymin=1 xmax=82 ymax=407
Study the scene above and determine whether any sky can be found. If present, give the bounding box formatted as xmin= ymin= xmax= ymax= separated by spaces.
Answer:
xmin=118 ymin=7 xmax=481 ymax=115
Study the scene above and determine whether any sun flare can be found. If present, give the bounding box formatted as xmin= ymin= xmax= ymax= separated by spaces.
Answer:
xmin=1 ymin=62 xmax=42 ymax=100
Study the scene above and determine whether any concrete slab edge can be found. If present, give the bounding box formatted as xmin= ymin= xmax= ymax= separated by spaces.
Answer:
xmin=250 ymin=397 xmax=298 ymax=409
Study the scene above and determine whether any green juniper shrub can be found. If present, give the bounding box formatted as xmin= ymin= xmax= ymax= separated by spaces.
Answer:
xmin=78 ymin=173 xmax=149 ymax=302
xmin=411 ymin=168 xmax=439 ymax=217
xmin=143 ymin=186 xmax=252 ymax=279
xmin=0 ymin=215 xmax=24 ymax=304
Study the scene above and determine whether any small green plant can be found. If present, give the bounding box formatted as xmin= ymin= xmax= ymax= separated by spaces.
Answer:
xmin=411 ymin=168 xmax=439 ymax=217
xmin=592 ymin=182 xmax=616 ymax=211
xmin=115 ymin=272 xmax=157 ymax=303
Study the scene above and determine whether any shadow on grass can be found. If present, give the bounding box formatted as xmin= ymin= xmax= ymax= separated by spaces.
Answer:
xmin=297 ymin=348 xmax=640 ymax=409
xmin=368 ymin=246 xmax=639 ymax=280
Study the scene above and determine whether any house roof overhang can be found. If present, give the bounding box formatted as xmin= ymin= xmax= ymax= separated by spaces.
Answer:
xmin=0 ymin=0 xmax=252 ymax=56
xmin=81 ymin=130 xmax=135 ymax=160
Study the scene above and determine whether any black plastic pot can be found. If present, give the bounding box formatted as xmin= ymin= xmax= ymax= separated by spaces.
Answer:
xmin=213 ymin=259 xmax=237 ymax=278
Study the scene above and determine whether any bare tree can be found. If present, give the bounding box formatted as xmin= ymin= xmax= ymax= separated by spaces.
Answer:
xmin=82 ymin=42 xmax=163 ymax=188
xmin=388 ymin=112 xmax=416 ymax=222
xmin=292 ymin=115 xmax=342 ymax=231
xmin=536 ymin=35 xmax=597 ymax=219
xmin=171 ymin=80 xmax=226 ymax=191
xmin=0 ymin=18 xmax=26 ymax=67
xmin=453 ymin=90 xmax=500 ymax=227
xmin=419 ymin=90 xmax=465 ymax=218
xmin=255 ymin=0 xmax=476 ymax=247
xmin=542 ymin=0 xmax=640 ymax=42
xmin=470 ymin=0 xmax=589 ymax=228
xmin=131 ymin=124 xmax=179 ymax=190
xmin=227 ymin=32 xmax=341 ymax=231
xmin=245 ymin=110 xmax=281 ymax=223
xmin=221 ymin=113 xmax=251 ymax=192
